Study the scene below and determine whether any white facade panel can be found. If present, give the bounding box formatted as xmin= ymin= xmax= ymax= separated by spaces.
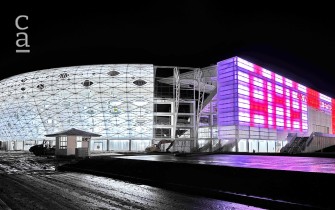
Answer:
xmin=0 ymin=64 xmax=154 ymax=142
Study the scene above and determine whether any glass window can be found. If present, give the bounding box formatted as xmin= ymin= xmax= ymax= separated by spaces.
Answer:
xmin=77 ymin=136 xmax=82 ymax=148
xmin=154 ymin=128 xmax=171 ymax=138
xmin=238 ymin=139 xmax=247 ymax=152
xmin=59 ymin=136 xmax=67 ymax=149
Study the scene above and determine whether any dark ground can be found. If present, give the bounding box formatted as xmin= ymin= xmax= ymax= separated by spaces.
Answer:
xmin=2 ymin=151 xmax=335 ymax=209
xmin=58 ymin=152 xmax=335 ymax=210
xmin=0 ymin=151 xmax=262 ymax=210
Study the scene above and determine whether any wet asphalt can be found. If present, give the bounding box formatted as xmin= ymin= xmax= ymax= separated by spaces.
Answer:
xmin=115 ymin=153 xmax=335 ymax=174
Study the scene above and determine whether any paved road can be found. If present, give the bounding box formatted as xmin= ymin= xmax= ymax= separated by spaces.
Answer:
xmin=117 ymin=153 xmax=335 ymax=174
xmin=0 ymin=152 xmax=262 ymax=210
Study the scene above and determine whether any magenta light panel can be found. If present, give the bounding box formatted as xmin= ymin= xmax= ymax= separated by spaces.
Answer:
xmin=217 ymin=57 xmax=308 ymax=132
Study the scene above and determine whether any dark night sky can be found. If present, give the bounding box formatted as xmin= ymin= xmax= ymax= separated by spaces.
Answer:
xmin=1 ymin=2 xmax=335 ymax=97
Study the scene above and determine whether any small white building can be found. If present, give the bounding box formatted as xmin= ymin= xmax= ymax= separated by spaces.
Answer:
xmin=45 ymin=128 xmax=101 ymax=158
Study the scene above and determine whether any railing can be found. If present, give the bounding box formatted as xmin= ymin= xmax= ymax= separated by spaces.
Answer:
xmin=306 ymin=132 xmax=316 ymax=147
xmin=287 ymin=137 xmax=301 ymax=154
xmin=282 ymin=136 xmax=309 ymax=154
xmin=280 ymin=133 xmax=297 ymax=153
xmin=193 ymin=141 xmax=212 ymax=152
xmin=213 ymin=141 xmax=235 ymax=152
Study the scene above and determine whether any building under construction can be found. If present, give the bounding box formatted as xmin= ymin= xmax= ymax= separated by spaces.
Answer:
xmin=1 ymin=56 xmax=335 ymax=153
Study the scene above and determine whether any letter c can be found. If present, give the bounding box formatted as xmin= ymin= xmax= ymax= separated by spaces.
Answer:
xmin=15 ymin=15 xmax=28 ymax=30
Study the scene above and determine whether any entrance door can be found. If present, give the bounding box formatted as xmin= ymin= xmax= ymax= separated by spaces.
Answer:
xmin=93 ymin=142 xmax=103 ymax=151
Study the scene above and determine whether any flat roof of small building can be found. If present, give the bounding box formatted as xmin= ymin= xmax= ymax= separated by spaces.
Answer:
xmin=45 ymin=128 xmax=101 ymax=137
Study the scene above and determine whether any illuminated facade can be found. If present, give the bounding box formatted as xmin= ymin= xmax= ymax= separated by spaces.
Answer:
xmin=198 ymin=57 xmax=335 ymax=153
xmin=0 ymin=65 xmax=154 ymax=151
xmin=0 ymin=57 xmax=334 ymax=153
xmin=213 ymin=57 xmax=334 ymax=152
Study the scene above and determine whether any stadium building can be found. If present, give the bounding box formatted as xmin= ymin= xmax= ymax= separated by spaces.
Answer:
xmin=1 ymin=56 xmax=335 ymax=153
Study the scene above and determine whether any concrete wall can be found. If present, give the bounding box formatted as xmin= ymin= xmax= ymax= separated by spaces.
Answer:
xmin=55 ymin=149 xmax=67 ymax=156
xmin=304 ymin=134 xmax=335 ymax=152
xmin=308 ymin=107 xmax=331 ymax=135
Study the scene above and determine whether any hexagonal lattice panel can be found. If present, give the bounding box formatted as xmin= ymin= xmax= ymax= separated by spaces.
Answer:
xmin=0 ymin=64 xmax=154 ymax=141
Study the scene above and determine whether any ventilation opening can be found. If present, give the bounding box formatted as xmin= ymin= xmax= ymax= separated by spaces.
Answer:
xmin=82 ymin=80 xmax=93 ymax=87
xmin=133 ymin=79 xmax=147 ymax=86
xmin=59 ymin=73 xmax=69 ymax=78
xmin=108 ymin=70 xmax=120 ymax=76
xmin=37 ymin=84 xmax=45 ymax=90
xmin=87 ymin=110 xmax=95 ymax=115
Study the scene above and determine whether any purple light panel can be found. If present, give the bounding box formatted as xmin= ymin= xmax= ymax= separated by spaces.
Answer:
xmin=217 ymin=58 xmax=238 ymax=126
xmin=217 ymin=57 xmax=308 ymax=132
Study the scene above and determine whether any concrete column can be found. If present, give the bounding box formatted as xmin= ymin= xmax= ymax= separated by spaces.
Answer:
xmin=6 ymin=141 xmax=10 ymax=151
xmin=235 ymin=138 xmax=238 ymax=152
xmin=258 ymin=140 xmax=260 ymax=153
xmin=87 ymin=139 xmax=91 ymax=156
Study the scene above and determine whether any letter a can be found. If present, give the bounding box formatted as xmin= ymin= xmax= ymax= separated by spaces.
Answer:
xmin=16 ymin=32 xmax=30 ymax=47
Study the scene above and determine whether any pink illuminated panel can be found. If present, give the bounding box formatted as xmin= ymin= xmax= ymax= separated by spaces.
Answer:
xmin=307 ymin=88 xmax=332 ymax=115
xmin=217 ymin=58 xmax=238 ymax=126
xmin=236 ymin=57 xmax=308 ymax=131
xmin=217 ymin=57 xmax=334 ymax=134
